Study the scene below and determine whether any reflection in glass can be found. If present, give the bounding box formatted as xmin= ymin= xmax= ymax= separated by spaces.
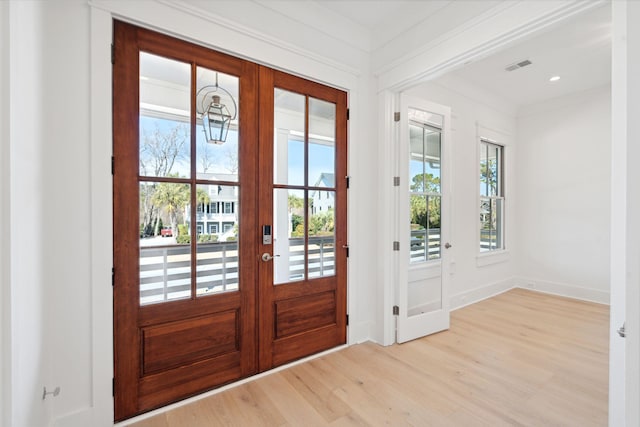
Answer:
xmin=139 ymin=182 xmax=192 ymax=305
xmin=480 ymin=198 xmax=503 ymax=252
xmin=409 ymin=111 xmax=442 ymax=264
xmin=308 ymin=98 xmax=336 ymax=185
xmin=196 ymin=184 xmax=240 ymax=296
xmin=274 ymin=189 xmax=306 ymax=284
xmin=274 ymin=89 xmax=305 ymax=186
xmin=308 ymin=190 xmax=335 ymax=279
xmin=139 ymin=52 xmax=191 ymax=178
xmin=196 ymin=67 xmax=240 ymax=181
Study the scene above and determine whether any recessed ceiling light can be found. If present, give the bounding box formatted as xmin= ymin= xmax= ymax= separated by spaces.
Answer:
xmin=549 ymin=76 xmax=561 ymax=82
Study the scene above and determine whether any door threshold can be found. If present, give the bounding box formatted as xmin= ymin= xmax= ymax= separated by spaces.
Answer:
xmin=115 ymin=344 xmax=349 ymax=426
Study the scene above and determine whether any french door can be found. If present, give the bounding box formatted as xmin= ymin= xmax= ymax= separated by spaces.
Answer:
xmin=397 ymin=95 xmax=451 ymax=343
xmin=113 ymin=22 xmax=347 ymax=421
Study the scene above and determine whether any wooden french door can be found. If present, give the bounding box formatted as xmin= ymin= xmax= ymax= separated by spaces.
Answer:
xmin=113 ymin=21 xmax=347 ymax=421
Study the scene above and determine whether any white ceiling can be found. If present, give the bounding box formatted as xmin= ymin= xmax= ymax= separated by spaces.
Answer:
xmin=311 ymin=0 xmax=416 ymax=29
xmin=308 ymin=1 xmax=611 ymax=109
xmin=442 ymin=4 xmax=612 ymax=109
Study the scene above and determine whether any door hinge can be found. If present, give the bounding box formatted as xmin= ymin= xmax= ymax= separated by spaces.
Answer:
xmin=347 ymin=108 xmax=350 ymax=121
xmin=345 ymin=175 xmax=350 ymax=189
xmin=346 ymin=314 xmax=349 ymax=326
xmin=393 ymin=305 xmax=399 ymax=315
xmin=111 ymin=156 xmax=115 ymax=175
xmin=394 ymin=112 xmax=400 ymax=122
xmin=393 ymin=176 xmax=400 ymax=186
xmin=618 ymin=322 xmax=626 ymax=338
xmin=111 ymin=267 xmax=115 ymax=287
xmin=343 ymin=244 xmax=349 ymax=258
xmin=393 ymin=241 xmax=400 ymax=251
xmin=111 ymin=43 xmax=115 ymax=65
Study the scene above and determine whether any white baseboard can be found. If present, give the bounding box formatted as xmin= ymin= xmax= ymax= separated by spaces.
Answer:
xmin=348 ymin=320 xmax=372 ymax=345
xmin=515 ymin=276 xmax=610 ymax=305
xmin=450 ymin=278 xmax=516 ymax=311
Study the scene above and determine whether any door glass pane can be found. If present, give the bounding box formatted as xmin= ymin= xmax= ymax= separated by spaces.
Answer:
xmin=409 ymin=125 xmax=425 ymax=193
xmin=274 ymin=89 xmax=305 ymax=186
xmin=309 ymin=190 xmax=335 ymax=278
xmin=427 ymin=195 xmax=442 ymax=260
xmin=410 ymin=194 xmax=426 ymax=262
xmin=409 ymin=111 xmax=442 ymax=265
xmin=308 ymin=98 xmax=335 ymax=186
xmin=196 ymin=185 xmax=239 ymax=296
xmin=196 ymin=67 xmax=239 ymax=181
xmin=139 ymin=52 xmax=191 ymax=178
xmin=273 ymin=189 xmax=305 ymax=284
xmin=425 ymin=128 xmax=441 ymax=192
xmin=139 ymin=182 xmax=192 ymax=305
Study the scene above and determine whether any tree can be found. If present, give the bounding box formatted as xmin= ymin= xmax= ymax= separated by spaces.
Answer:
xmin=140 ymin=123 xmax=188 ymax=177
xmin=151 ymin=178 xmax=190 ymax=234
xmin=309 ymin=209 xmax=334 ymax=236
xmin=288 ymin=194 xmax=304 ymax=212
xmin=139 ymin=122 xmax=189 ymax=237
xmin=410 ymin=173 xmax=441 ymax=229
xmin=480 ymin=158 xmax=498 ymax=195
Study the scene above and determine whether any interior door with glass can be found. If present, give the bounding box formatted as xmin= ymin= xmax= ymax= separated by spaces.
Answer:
xmin=397 ymin=95 xmax=451 ymax=343
xmin=112 ymin=22 xmax=258 ymax=420
xmin=257 ymin=68 xmax=348 ymax=369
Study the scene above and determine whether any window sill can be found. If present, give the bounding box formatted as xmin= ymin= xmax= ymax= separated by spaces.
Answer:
xmin=476 ymin=250 xmax=510 ymax=267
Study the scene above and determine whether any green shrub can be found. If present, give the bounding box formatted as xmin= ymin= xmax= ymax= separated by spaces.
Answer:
xmin=176 ymin=235 xmax=190 ymax=244
xmin=197 ymin=234 xmax=219 ymax=243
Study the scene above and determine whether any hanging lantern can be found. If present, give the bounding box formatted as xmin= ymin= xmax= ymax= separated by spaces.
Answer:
xmin=196 ymin=75 xmax=237 ymax=145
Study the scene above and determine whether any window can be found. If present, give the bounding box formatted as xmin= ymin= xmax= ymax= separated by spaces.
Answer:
xmin=479 ymin=140 xmax=504 ymax=252
xmin=210 ymin=202 xmax=219 ymax=214
xmin=222 ymin=222 xmax=234 ymax=233
xmin=208 ymin=223 xmax=219 ymax=234
xmin=223 ymin=202 xmax=234 ymax=214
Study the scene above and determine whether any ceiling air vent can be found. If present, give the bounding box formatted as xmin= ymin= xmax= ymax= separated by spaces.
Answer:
xmin=505 ymin=59 xmax=532 ymax=72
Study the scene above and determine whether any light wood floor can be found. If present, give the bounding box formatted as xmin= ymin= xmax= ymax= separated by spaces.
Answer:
xmin=129 ymin=289 xmax=609 ymax=426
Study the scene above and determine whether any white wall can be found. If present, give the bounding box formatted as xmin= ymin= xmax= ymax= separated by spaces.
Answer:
xmin=516 ymin=85 xmax=611 ymax=303
xmin=611 ymin=1 xmax=640 ymax=425
xmin=5 ymin=1 xmax=93 ymax=426
xmin=406 ymin=74 xmax=518 ymax=308
xmin=1 ymin=1 xmax=10 ymax=425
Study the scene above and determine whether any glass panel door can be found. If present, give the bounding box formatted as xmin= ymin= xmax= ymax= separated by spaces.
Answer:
xmin=398 ymin=95 xmax=451 ymax=343
xmin=113 ymin=21 xmax=258 ymax=421
xmin=258 ymin=67 xmax=347 ymax=370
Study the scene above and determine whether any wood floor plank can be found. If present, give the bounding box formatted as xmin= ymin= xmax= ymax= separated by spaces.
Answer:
xmin=128 ymin=289 xmax=609 ymax=427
